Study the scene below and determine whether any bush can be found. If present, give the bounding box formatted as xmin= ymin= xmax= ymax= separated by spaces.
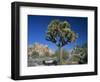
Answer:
xmin=31 ymin=51 xmax=39 ymax=58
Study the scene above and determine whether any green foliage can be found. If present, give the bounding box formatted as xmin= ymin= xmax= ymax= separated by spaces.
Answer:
xmin=79 ymin=43 xmax=88 ymax=64
xmin=31 ymin=51 xmax=39 ymax=58
xmin=45 ymin=19 xmax=78 ymax=47
xmin=61 ymin=59 xmax=66 ymax=65
xmin=72 ymin=43 xmax=88 ymax=64
xmin=72 ymin=55 xmax=80 ymax=62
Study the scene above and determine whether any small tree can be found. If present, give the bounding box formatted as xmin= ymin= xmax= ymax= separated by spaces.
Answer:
xmin=45 ymin=19 xmax=78 ymax=64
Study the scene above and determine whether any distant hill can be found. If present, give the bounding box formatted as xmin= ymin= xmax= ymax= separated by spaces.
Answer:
xmin=28 ymin=42 xmax=54 ymax=57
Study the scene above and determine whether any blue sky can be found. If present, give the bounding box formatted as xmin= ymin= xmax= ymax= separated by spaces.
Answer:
xmin=28 ymin=15 xmax=87 ymax=52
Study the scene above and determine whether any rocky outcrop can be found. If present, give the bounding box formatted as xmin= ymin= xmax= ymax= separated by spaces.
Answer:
xmin=28 ymin=42 xmax=54 ymax=57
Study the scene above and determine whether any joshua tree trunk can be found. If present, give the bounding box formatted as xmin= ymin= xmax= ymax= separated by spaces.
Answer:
xmin=58 ymin=47 xmax=63 ymax=65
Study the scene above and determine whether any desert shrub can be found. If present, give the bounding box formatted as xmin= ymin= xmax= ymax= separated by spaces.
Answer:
xmin=72 ymin=55 xmax=80 ymax=62
xmin=31 ymin=51 xmax=39 ymax=58
xmin=71 ymin=43 xmax=88 ymax=64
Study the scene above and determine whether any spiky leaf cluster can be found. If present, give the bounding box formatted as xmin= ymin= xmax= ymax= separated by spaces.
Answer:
xmin=46 ymin=19 xmax=78 ymax=47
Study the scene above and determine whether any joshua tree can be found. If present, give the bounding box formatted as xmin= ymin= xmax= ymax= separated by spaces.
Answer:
xmin=45 ymin=19 xmax=78 ymax=64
